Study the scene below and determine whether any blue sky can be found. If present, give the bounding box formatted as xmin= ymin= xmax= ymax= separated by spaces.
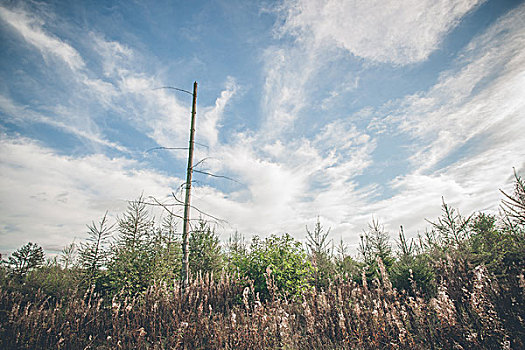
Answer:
xmin=1 ymin=0 xmax=524 ymax=256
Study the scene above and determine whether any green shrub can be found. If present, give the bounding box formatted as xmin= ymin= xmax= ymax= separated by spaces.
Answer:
xmin=231 ymin=233 xmax=313 ymax=300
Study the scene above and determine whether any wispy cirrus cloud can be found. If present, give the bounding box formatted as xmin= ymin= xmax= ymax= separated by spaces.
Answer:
xmin=258 ymin=0 xmax=486 ymax=139
xmin=0 ymin=4 xmax=126 ymax=152
xmin=0 ymin=94 xmax=129 ymax=153
xmin=0 ymin=4 xmax=255 ymax=253
xmin=277 ymin=0 xmax=485 ymax=64
xmin=359 ymin=3 xmax=525 ymax=236
xmin=0 ymin=5 xmax=84 ymax=71
xmin=260 ymin=45 xmax=320 ymax=134
xmin=199 ymin=77 xmax=238 ymax=148
xmin=206 ymin=0 xmax=523 ymax=246
xmin=0 ymin=4 xmax=202 ymax=156
xmin=241 ymin=1 xmax=525 ymax=245
xmin=385 ymin=2 xmax=525 ymax=172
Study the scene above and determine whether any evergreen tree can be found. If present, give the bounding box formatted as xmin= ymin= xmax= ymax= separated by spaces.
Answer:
xmin=189 ymin=220 xmax=223 ymax=277
xmin=359 ymin=219 xmax=393 ymax=266
xmin=226 ymin=231 xmax=247 ymax=272
xmin=151 ymin=214 xmax=181 ymax=281
xmin=359 ymin=219 xmax=394 ymax=282
xmin=305 ymin=217 xmax=334 ymax=289
xmin=501 ymin=170 xmax=525 ymax=231
xmin=334 ymin=237 xmax=361 ymax=279
xmin=6 ymin=242 xmax=44 ymax=277
xmin=116 ymin=196 xmax=153 ymax=251
xmin=391 ymin=226 xmax=435 ymax=296
xmin=78 ymin=213 xmax=113 ymax=285
xmin=227 ymin=231 xmax=246 ymax=256
xmin=59 ymin=242 xmax=77 ymax=270
xmin=106 ymin=197 xmax=155 ymax=294
xmin=428 ymin=199 xmax=472 ymax=247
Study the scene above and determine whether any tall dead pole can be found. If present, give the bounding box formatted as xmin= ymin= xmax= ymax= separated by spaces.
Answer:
xmin=182 ymin=81 xmax=197 ymax=289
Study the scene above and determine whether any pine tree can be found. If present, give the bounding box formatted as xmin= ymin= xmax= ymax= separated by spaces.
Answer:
xmin=359 ymin=218 xmax=393 ymax=266
xmin=359 ymin=219 xmax=394 ymax=282
xmin=150 ymin=214 xmax=181 ymax=281
xmin=305 ymin=217 xmax=334 ymax=289
xmin=7 ymin=242 xmax=44 ymax=277
xmin=189 ymin=220 xmax=223 ymax=277
xmin=116 ymin=196 xmax=153 ymax=251
xmin=106 ymin=197 xmax=155 ymax=294
xmin=501 ymin=170 xmax=525 ymax=230
xmin=79 ymin=213 xmax=113 ymax=284
xmin=59 ymin=242 xmax=77 ymax=270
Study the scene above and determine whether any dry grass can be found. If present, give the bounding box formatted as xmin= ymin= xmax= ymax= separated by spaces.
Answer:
xmin=1 ymin=254 xmax=523 ymax=350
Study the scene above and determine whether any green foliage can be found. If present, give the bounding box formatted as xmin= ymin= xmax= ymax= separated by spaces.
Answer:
xmin=189 ymin=220 xmax=223 ymax=277
xmin=227 ymin=231 xmax=247 ymax=256
xmin=305 ymin=218 xmax=331 ymax=257
xmin=305 ymin=218 xmax=335 ymax=289
xmin=116 ymin=196 xmax=153 ymax=251
xmin=428 ymin=198 xmax=472 ymax=247
xmin=59 ymin=242 xmax=77 ymax=270
xmin=0 ymin=262 xmax=7 ymax=288
xmin=335 ymin=256 xmax=362 ymax=280
xmin=5 ymin=242 xmax=45 ymax=278
xmin=23 ymin=262 xmax=81 ymax=300
xmin=226 ymin=231 xmax=247 ymax=276
xmin=359 ymin=219 xmax=394 ymax=282
xmin=334 ymin=238 xmax=362 ymax=279
xmin=501 ymin=170 xmax=525 ymax=231
xmin=232 ymin=233 xmax=313 ymax=300
xmin=468 ymin=213 xmax=525 ymax=277
xmin=1 ymin=245 xmax=80 ymax=301
xmin=105 ymin=198 xmax=156 ymax=294
xmin=151 ymin=214 xmax=181 ymax=281
xmin=469 ymin=213 xmax=501 ymax=265
xmin=359 ymin=219 xmax=393 ymax=266
xmin=78 ymin=212 xmax=113 ymax=286
xmin=105 ymin=248 xmax=155 ymax=295
xmin=390 ymin=227 xmax=435 ymax=296
xmin=104 ymin=199 xmax=184 ymax=295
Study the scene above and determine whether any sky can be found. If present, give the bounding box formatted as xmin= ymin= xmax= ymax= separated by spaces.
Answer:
xmin=0 ymin=0 xmax=524 ymax=257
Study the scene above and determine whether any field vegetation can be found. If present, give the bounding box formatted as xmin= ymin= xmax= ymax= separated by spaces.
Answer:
xmin=1 ymin=172 xmax=524 ymax=349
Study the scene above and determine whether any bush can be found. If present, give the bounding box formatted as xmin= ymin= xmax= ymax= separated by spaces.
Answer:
xmin=231 ymin=233 xmax=313 ymax=300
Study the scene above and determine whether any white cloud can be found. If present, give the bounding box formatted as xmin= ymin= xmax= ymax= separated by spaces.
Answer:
xmin=91 ymin=33 xmax=134 ymax=76
xmin=116 ymin=74 xmax=192 ymax=149
xmin=0 ymin=7 xmax=131 ymax=152
xmin=199 ymin=77 xmax=238 ymax=147
xmin=391 ymin=3 xmax=525 ymax=172
xmin=192 ymin=118 xmax=376 ymax=244
xmin=0 ymin=95 xmax=128 ymax=153
xmin=260 ymin=45 xmax=319 ymax=134
xmin=0 ymin=5 xmax=85 ymax=71
xmin=232 ymin=1 xmax=525 ymax=247
xmin=89 ymin=32 xmax=198 ymax=153
xmin=367 ymin=142 xmax=523 ymax=239
xmin=259 ymin=0 xmax=484 ymax=137
xmin=0 ymin=135 xmax=181 ymax=255
xmin=359 ymin=4 xmax=525 ymax=238
xmin=0 ymin=6 xmax=196 ymax=156
xmin=278 ymin=0 xmax=484 ymax=64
